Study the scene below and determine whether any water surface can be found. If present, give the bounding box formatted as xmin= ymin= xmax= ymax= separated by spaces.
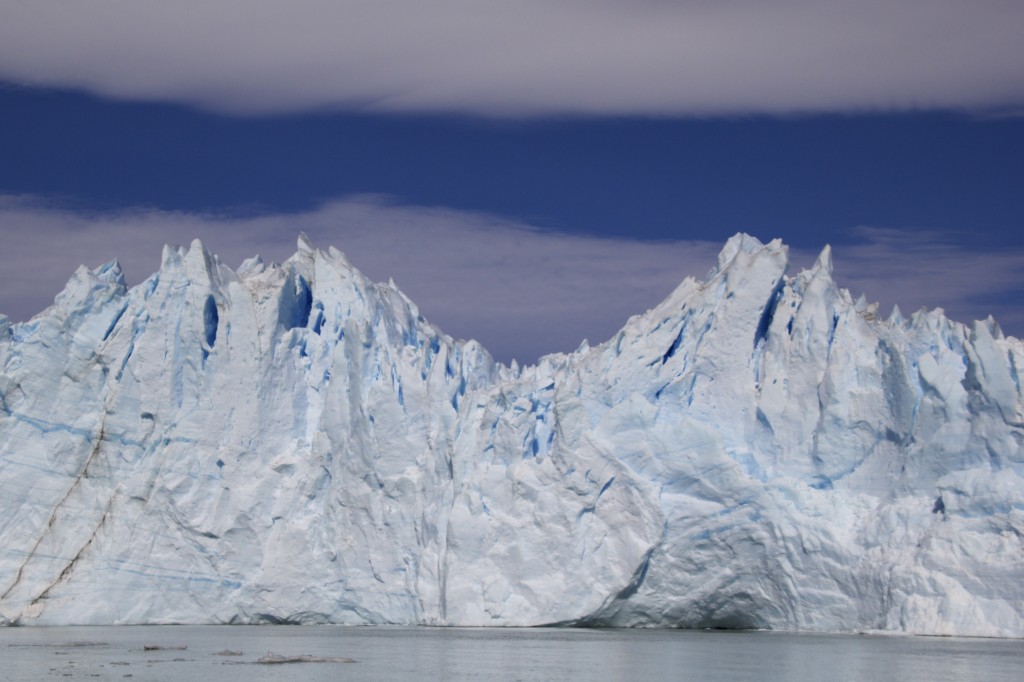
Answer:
xmin=2 ymin=625 xmax=1021 ymax=681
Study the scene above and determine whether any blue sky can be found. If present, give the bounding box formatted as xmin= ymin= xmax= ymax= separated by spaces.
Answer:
xmin=1 ymin=1 xmax=1022 ymax=363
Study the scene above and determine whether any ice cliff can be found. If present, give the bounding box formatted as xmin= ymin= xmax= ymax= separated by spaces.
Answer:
xmin=1 ymin=234 xmax=1022 ymax=636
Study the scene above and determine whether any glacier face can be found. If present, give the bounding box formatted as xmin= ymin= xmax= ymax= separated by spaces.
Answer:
xmin=1 ymin=233 xmax=1022 ymax=636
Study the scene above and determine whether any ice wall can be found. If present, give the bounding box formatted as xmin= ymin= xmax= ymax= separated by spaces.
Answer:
xmin=1 ymin=234 xmax=1021 ymax=635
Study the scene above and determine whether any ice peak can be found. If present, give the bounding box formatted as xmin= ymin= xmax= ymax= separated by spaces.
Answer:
xmin=160 ymin=243 xmax=181 ymax=270
xmin=97 ymin=257 xmax=124 ymax=278
xmin=183 ymin=238 xmax=210 ymax=264
xmin=709 ymin=235 xmax=788 ymax=301
xmin=715 ymin=233 xmax=766 ymax=271
xmin=181 ymin=238 xmax=224 ymax=289
xmin=888 ymin=304 xmax=905 ymax=327
xmin=813 ymin=244 xmax=833 ymax=274
xmin=854 ymin=293 xmax=879 ymax=321
xmin=237 ymin=255 xmax=265 ymax=277
xmin=285 ymin=233 xmax=318 ymax=275
xmin=327 ymin=245 xmax=347 ymax=261
xmin=52 ymin=257 xmax=129 ymax=320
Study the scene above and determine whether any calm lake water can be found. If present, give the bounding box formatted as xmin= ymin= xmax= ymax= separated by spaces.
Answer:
xmin=1 ymin=625 xmax=1021 ymax=681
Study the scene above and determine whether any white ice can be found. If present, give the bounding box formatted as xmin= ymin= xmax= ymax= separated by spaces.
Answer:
xmin=1 ymin=234 xmax=1021 ymax=636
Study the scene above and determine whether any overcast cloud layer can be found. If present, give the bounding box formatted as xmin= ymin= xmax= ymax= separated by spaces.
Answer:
xmin=1 ymin=1 xmax=1022 ymax=116
xmin=1 ymin=196 xmax=1020 ymax=364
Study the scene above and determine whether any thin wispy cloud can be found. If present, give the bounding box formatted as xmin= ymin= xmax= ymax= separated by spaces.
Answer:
xmin=0 ymin=1 xmax=1021 ymax=116
xmin=0 ymin=197 xmax=1021 ymax=364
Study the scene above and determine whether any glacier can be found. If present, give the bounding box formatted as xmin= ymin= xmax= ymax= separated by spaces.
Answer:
xmin=0 ymin=233 xmax=1022 ymax=636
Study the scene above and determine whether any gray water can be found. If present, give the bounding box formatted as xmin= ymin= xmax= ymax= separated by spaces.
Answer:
xmin=1 ymin=626 xmax=1021 ymax=681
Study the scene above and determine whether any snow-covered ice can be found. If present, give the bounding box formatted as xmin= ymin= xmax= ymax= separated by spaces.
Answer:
xmin=1 ymin=234 xmax=1022 ymax=635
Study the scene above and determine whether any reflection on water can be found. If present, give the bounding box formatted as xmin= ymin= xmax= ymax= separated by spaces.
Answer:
xmin=1 ymin=625 xmax=1022 ymax=681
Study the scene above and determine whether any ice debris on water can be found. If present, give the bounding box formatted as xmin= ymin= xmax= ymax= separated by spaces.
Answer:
xmin=0 ymin=233 xmax=1022 ymax=637
xmin=256 ymin=653 xmax=355 ymax=664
